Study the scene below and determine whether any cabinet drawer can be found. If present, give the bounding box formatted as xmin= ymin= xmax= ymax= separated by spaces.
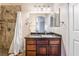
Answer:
xmin=27 ymin=45 xmax=36 ymax=50
xmin=37 ymin=40 xmax=48 ymax=44
xmin=27 ymin=51 xmax=36 ymax=56
xmin=27 ymin=40 xmax=36 ymax=44
xmin=50 ymin=39 xmax=60 ymax=44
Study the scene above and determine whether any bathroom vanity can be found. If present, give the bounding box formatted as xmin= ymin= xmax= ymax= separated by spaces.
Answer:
xmin=25 ymin=33 xmax=61 ymax=56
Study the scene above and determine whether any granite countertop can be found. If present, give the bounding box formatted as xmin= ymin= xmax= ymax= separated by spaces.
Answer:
xmin=25 ymin=32 xmax=62 ymax=39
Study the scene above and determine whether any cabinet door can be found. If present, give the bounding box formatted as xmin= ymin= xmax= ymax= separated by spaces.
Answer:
xmin=37 ymin=45 xmax=48 ymax=56
xmin=48 ymin=45 xmax=61 ymax=56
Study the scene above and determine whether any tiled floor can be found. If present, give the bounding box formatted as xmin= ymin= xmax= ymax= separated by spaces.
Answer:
xmin=0 ymin=48 xmax=8 ymax=56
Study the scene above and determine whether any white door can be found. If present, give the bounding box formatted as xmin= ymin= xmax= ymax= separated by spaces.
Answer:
xmin=69 ymin=3 xmax=79 ymax=56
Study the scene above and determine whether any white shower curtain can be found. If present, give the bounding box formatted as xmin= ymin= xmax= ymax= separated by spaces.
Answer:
xmin=9 ymin=12 xmax=24 ymax=55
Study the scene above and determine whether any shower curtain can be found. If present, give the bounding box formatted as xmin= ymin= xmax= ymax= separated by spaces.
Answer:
xmin=9 ymin=12 xmax=24 ymax=55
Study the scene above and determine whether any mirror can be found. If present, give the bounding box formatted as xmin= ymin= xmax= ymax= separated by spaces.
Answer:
xmin=36 ymin=16 xmax=45 ymax=33
xmin=50 ymin=13 xmax=60 ymax=27
xmin=29 ymin=13 xmax=60 ymax=33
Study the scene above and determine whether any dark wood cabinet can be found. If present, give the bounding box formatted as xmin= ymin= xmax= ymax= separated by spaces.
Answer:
xmin=25 ymin=38 xmax=61 ymax=56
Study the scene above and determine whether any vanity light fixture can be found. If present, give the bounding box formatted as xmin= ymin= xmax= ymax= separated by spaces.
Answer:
xmin=32 ymin=4 xmax=51 ymax=12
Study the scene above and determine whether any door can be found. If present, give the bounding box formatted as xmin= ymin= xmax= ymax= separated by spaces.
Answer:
xmin=69 ymin=4 xmax=79 ymax=56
